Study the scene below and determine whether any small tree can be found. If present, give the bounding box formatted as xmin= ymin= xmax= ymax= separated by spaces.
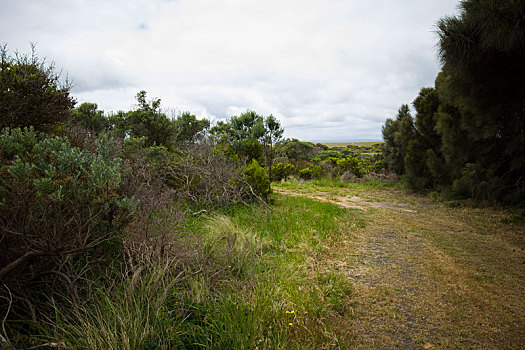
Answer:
xmin=210 ymin=110 xmax=267 ymax=163
xmin=173 ymin=111 xmax=210 ymax=146
xmin=114 ymin=91 xmax=177 ymax=149
xmin=0 ymin=44 xmax=75 ymax=132
xmin=70 ymin=102 xmax=109 ymax=135
xmin=262 ymin=115 xmax=283 ymax=181
xmin=382 ymin=104 xmax=415 ymax=174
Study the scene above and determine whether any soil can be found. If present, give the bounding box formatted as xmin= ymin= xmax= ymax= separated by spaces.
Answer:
xmin=276 ymin=186 xmax=525 ymax=349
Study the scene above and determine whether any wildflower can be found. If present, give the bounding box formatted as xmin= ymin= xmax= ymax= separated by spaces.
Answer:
xmin=288 ymin=323 xmax=293 ymax=326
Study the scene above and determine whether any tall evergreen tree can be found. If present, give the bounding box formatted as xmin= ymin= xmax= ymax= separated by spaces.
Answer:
xmin=437 ymin=0 xmax=525 ymax=201
xmin=382 ymin=104 xmax=415 ymax=174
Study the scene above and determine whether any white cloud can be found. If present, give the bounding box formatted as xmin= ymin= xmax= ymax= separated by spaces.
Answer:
xmin=0 ymin=0 xmax=459 ymax=141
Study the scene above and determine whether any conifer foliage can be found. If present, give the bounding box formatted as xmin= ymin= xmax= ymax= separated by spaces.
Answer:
xmin=383 ymin=0 xmax=525 ymax=203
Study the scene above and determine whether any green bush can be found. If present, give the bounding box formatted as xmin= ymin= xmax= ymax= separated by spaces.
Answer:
xmin=272 ymin=162 xmax=295 ymax=181
xmin=298 ymin=167 xmax=313 ymax=180
xmin=316 ymin=150 xmax=343 ymax=160
xmin=244 ymin=159 xmax=271 ymax=201
xmin=371 ymin=159 xmax=384 ymax=172
xmin=336 ymin=157 xmax=366 ymax=177
xmin=0 ymin=128 xmax=136 ymax=316
xmin=309 ymin=164 xmax=323 ymax=178
xmin=298 ymin=164 xmax=323 ymax=180
xmin=0 ymin=45 xmax=75 ymax=132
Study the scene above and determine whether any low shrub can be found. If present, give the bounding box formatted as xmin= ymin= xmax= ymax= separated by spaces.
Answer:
xmin=245 ymin=159 xmax=272 ymax=201
xmin=298 ymin=167 xmax=312 ymax=180
xmin=298 ymin=164 xmax=323 ymax=180
xmin=336 ymin=156 xmax=366 ymax=177
xmin=0 ymin=128 xmax=136 ymax=318
xmin=272 ymin=162 xmax=295 ymax=181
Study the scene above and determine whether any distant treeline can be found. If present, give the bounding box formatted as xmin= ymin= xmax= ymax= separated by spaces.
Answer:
xmin=382 ymin=0 xmax=525 ymax=204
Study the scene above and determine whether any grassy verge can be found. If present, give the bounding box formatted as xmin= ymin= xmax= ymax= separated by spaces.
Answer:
xmin=35 ymin=194 xmax=362 ymax=349
xmin=276 ymin=177 xmax=399 ymax=191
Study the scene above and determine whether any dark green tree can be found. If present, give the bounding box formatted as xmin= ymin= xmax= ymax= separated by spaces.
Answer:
xmin=0 ymin=44 xmax=75 ymax=132
xmin=436 ymin=0 xmax=525 ymax=202
xmin=173 ymin=111 xmax=210 ymax=146
xmin=211 ymin=110 xmax=267 ymax=163
xmin=114 ymin=91 xmax=176 ymax=149
xmin=382 ymin=104 xmax=415 ymax=174
xmin=412 ymin=87 xmax=441 ymax=148
xmin=71 ymin=102 xmax=109 ymax=134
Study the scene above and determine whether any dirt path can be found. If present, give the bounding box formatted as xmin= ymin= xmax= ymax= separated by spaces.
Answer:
xmin=275 ymin=186 xmax=525 ymax=349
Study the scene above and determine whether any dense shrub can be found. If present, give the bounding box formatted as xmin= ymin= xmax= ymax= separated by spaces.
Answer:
xmin=381 ymin=0 xmax=525 ymax=203
xmin=0 ymin=45 xmax=75 ymax=132
xmin=275 ymin=138 xmax=316 ymax=161
xmin=298 ymin=164 xmax=323 ymax=180
xmin=298 ymin=168 xmax=313 ymax=180
xmin=336 ymin=157 xmax=366 ymax=177
xmin=244 ymin=159 xmax=271 ymax=201
xmin=271 ymin=162 xmax=295 ymax=181
xmin=371 ymin=159 xmax=384 ymax=173
xmin=0 ymin=128 xmax=136 ymax=316
xmin=70 ymin=102 xmax=109 ymax=135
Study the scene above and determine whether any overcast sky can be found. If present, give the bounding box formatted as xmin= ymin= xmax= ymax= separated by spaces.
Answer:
xmin=1 ymin=0 xmax=459 ymax=141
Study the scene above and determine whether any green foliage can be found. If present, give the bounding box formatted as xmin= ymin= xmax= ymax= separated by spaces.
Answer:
xmin=298 ymin=167 xmax=313 ymax=180
xmin=316 ymin=149 xmax=344 ymax=160
xmin=173 ymin=111 xmax=210 ymax=146
xmin=175 ymin=197 xmax=355 ymax=348
xmin=450 ymin=162 xmax=496 ymax=201
xmin=211 ymin=110 xmax=264 ymax=145
xmin=382 ymin=105 xmax=415 ymax=174
xmin=45 ymin=196 xmax=356 ymax=349
xmin=404 ymin=140 xmax=432 ymax=191
xmin=336 ymin=156 xmax=366 ymax=177
xmin=70 ymin=102 xmax=109 ymax=134
xmin=275 ymin=138 xmax=315 ymax=161
xmin=382 ymin=0 xmax=525 ymax=202
xmin=49 ymin=262 xmax=185 ymax=350
xmin=272 ymin=162 xmax=296 ymax=181
xmin=105 ymin=91 xmax=177 ymax=149
xmin=244 ymin=159 xmax=271 ymax=201
xmin=211 ymin=111 xmax=283 ymax=167
xmin=312 ymin=166 xmax=326 ymax=180
xmin=124 ymin=91 xmax=176 ymax=149
xmin=240 ymin=137 xmax=264 ymax=163
xmin=262 ymin=114 xmax=284 ymax=180
xmin=0 ymin=128 xmax=135 ymax=316
xmin=435 ymin=0 xmax=525 ymax=202
xmin=298 ymin=164 xmax=323 ymax=180
xmin=0 ymin=44 xmax=75 ymax=132
xmin=371 ymin=159 xmax=384 ymax=173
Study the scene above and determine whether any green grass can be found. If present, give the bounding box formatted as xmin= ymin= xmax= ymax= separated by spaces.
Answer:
xmin=274 ymin=176 xmax=399 ymax=191
xmin=40 ymin=195 xmax=361 ymax=349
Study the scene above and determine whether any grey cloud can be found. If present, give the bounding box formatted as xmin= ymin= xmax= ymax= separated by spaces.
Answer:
xmin=0 ymin=0 xmax=460 ymax=141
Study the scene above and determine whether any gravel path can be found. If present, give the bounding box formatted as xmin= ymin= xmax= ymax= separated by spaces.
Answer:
xmin=277 ymin=185 xmax=525 ymax=349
